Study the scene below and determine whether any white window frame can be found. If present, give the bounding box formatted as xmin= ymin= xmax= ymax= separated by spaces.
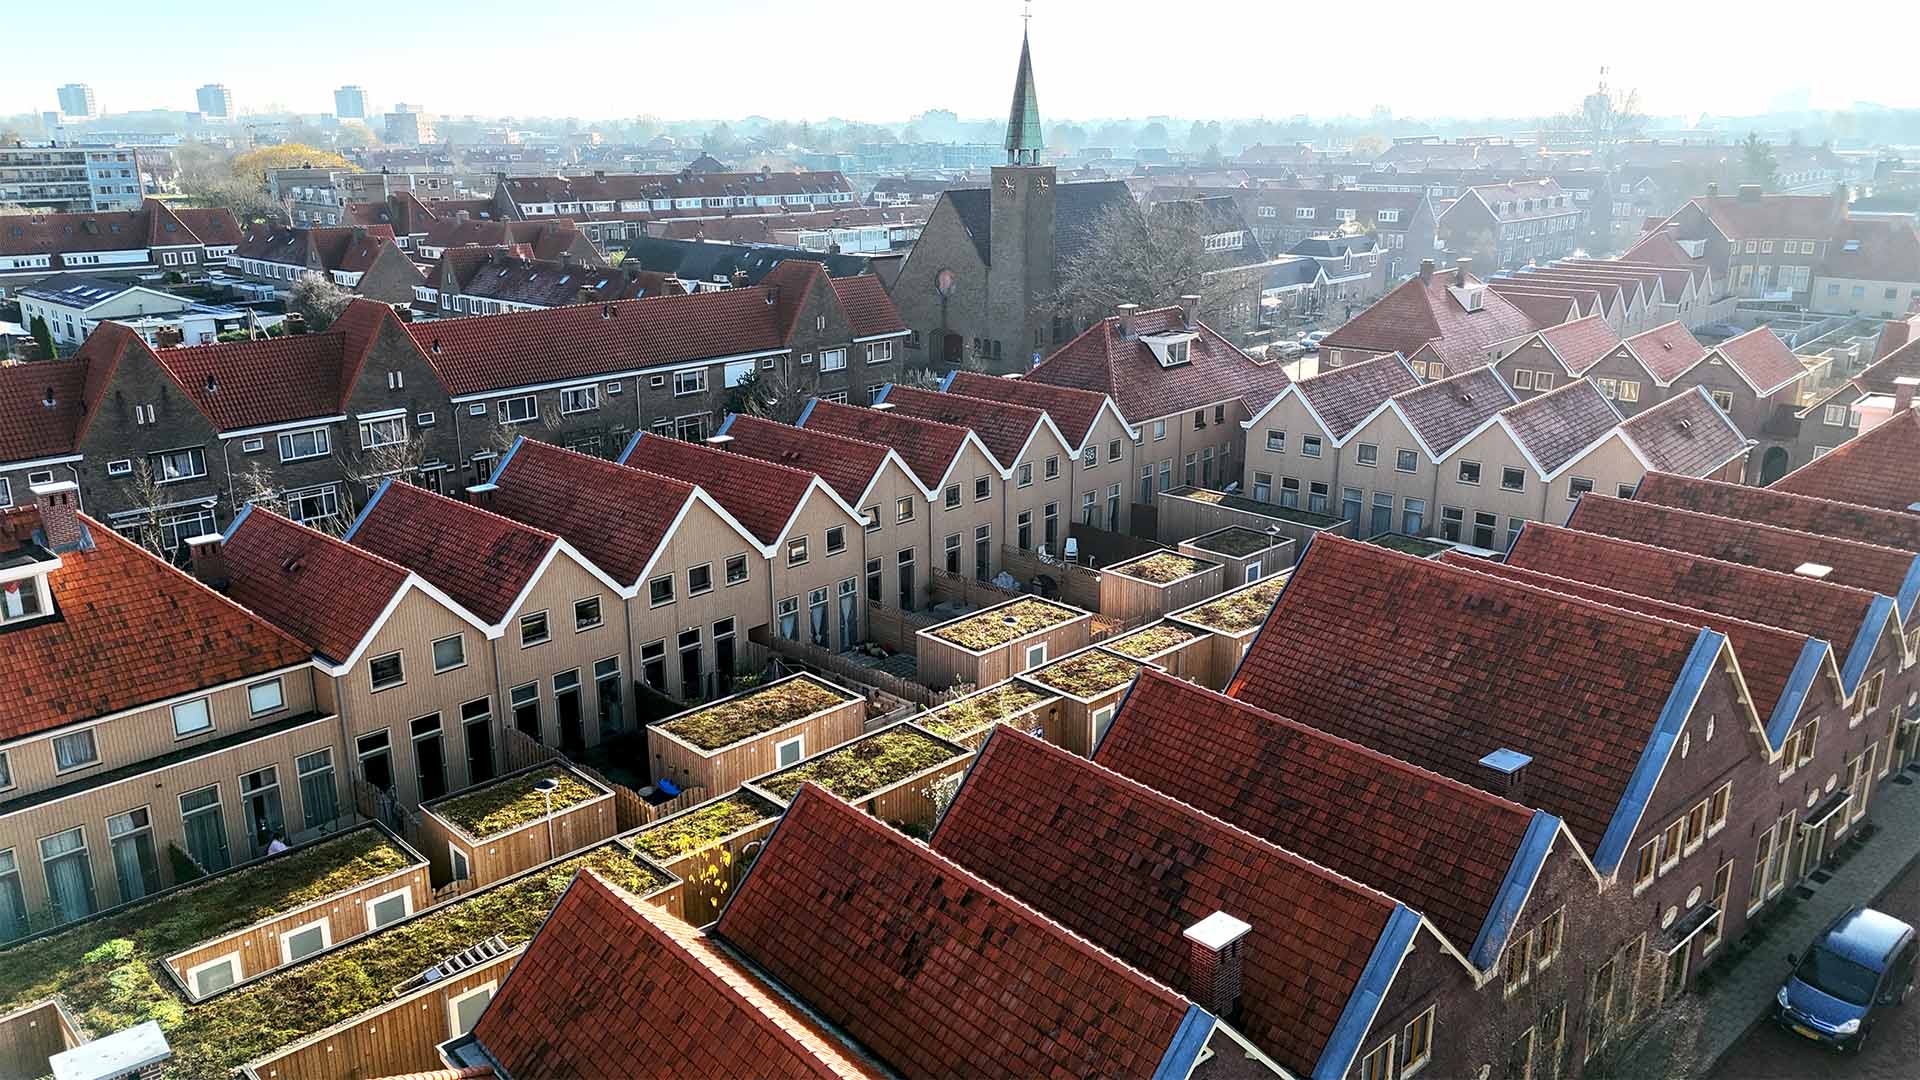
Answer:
xmin=447 ymin=981 xmax=498 ymax=1038
xmin=187 ymin=952 xmax=243 ymax=998
xmin=247 ymin=678 xmax=285 ymax=717
xmin=359 ymin=416 xmax=405 ymax=450
xmin=497 ymin=396 xmax=539 ymax=425
xmin=431 ymin=634 xmax=467 ymax=674
xmin=673 ymin=369 xmax=707 ymax=396
xmin=278 ymin=918 xmax=332 ymax=964
xmin=1024 ymin=642 xmax=1048 ymax=670
xmin=559 ymin=385 xmax=599 ymax=415
xmin=364 ymin=887 xmax=412 ymax=930
xmin=51 ymin=728 xmax=99 ymax=773
xmin=449 ymin=843 xmax=471 ymax=882
xmin=277 ymin=428 xmax=330 ymax=463
xmin=775 ymin=735 xmax=805 ymax=769
xmin=171 ymin=697 xmax=214 ymax=738
xmin=368 ymin=651 xmax=405 ymax=692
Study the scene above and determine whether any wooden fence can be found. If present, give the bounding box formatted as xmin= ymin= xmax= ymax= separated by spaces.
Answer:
xmin=928 ymin=566 xmax=1022 ymax=610
xmin=763 ymin=634 xmax=971 ymax=709
xmin=1001 ymin=545 xmax=1103 ymax=610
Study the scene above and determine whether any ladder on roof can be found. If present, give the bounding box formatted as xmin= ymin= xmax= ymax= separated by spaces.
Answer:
xmin=392 ymin=934 xmax=509 ymax=996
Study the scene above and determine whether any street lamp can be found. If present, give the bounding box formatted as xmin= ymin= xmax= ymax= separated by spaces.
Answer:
xmin=534 ymin=776 xmax=560 ymax=863
xmin=1265 ymin=525 xmax=1280 ymax=580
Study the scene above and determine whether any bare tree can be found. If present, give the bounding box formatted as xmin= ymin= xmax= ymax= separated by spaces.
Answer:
xmin=1040 ymin=201 xmax=1245 ymax=329
xmin=116 ymin=460 xmax=188 ymax=563
xmin=336 ymin=426 xmax=429 ymax=503
xmin=723 ymin=367 xmax=809 ymax=426
xmin=288 ymin=271 xmax=354 ymax=332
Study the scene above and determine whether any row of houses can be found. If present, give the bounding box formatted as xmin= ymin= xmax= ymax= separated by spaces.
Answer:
xmin=0 ymin=200 xmax=242 ymax=290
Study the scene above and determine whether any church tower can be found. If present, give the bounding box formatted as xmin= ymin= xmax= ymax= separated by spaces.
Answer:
xmin=988 ymin=19 xmax=1058 ymax=366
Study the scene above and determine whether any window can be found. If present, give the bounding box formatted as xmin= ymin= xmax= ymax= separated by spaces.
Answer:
xmin=974 ymin=476 xmax=991 ymax=501
xmin=448 ymin=982 xmax=496 ymax=1038
xmin=189 ymin=954 xmax=241 ymax=997
xmin=277 ymin=428 xmax=330 ymax=462
xmin=1044 ymin=455 xmax=1061 ymax=480
xmin=1458 ymin=460 xmax=1482 ymax=485
xmin=826 ymin=526 xmax=846 ymax=555
xmin=432 ymin=634 xmax=466 ymax=673
xmin=0 ymin=752 xmax=10 ymax=792
xmin=386 ymin=370 xmax=404 ymax=391
xmin=1537 ymin=909 xmax=1565 ymax=970
xmin=725 ymin=554 xmax=750 ymax=585
xmin=1504 ymin=928 xmax=1535 ymax=994
xmin=673 ymin=369 xmax=707 ymax=396
xmin=1266 ymin=430 xmax=1285 ymax=453
xmin=1567 ymin=477 xmax=1594 ymax=501
xmin=574 ymin=597 xmax=603 ymax=631
xmin=417 ymin=412 xmax=435 ymax=427
xmin=1357 ymin=443 xmax=1379 ymax=467
xmin=172 ymin=697 xmax=213 ymax=737
xmin=820 ymin=348 xmax=847 ymax=371
xmin=866 ymin=340 xmax=893 ymax=364
xmin=944 ymin=485 xmax=961 ymax=509
xmin=1301 ymin=436 xmax=1322 ymax=458
xmin=368 ymin=651 xmax=404 ymax=691
xmin=280 ymin=920 xmax=330 ymax=964
xmin=787 ymin=536 xmax=809 ymax=565
xmin=1707 ymin=782 xmax=1731 ymax=835
xmin=1017 ymin=463 xmax=1033 ymax=488
xmin=298 ymin=749 xmax=338 ymax=830
xmin=365 ymin=888 xmax=410 ymax=930
xmin=152 ymin=446 xmax=207 ymax=483
xmin=1359 ymin=1037 xmax=1394 ymax=1080
xmin=1660 ymin=818 xmax=1684 ymax=873
xmin=1439 ymin=505 xmax=1464 ymax=542
xmin=1083 ymin=445 xmax=1099 ymax=469
xmin=1395 ymin=448 xmax=1418 ymax=473
xmin=1401 ymin=1007 xmax=1435 ymax=1076
xmin=519 ymin=611 xmax=550 ymax=647
xmin=359 ymin=416 xmax=405 ymax=449
xmin=285 ymin=485 xmax=340 ymax=526
xmin=1508 ymin=1028 xmax=1536 ymax=1080
xmin=53 ymin=728 xmax=98 ymax=772
xmin=776 ymin=735 xmax=805 ymax=768
xmin=1501 ymin=466 xmax=1526 ymax=491
xmin=1152 ymin=420 xmax=1167 ymax=441
xmin=1710 ymin=390 xmax=1734 ymax=412
xmin=1634 ymin=839 xmax=1657 ymax=893
xmin=647 ymin=572 xmax=677 ymax=606
xmin=1402 ymin=498 xmax=1426 ymax=536
xmin=560 ymin=385 xmax=598 ymax=414
xmin=1515 ymin=368 xmax=1534 ymax=391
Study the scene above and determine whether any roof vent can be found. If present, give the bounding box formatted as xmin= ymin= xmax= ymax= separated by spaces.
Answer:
xmin=1676 ymin=418 xmax=1693 ymax=435
xmin=42 ymin=386 xmax=56 ymax=408
xmin=394 ymin=934 xmax=509 ymax=996
xmin=1794 ymin=562 xmax=1833 ymax=580
xmin=204 ymin=376 xmax=217 ymax=395
xmin=48 ymin=1020 xmax=171 ymax=1080
xmin=1662 ymin=341 xmax=1673 ymax=350
xmin=430 ymin=338 xmax=440 ymax=354
xmin=1183 ymin=912 xmax=1252 ymax=1021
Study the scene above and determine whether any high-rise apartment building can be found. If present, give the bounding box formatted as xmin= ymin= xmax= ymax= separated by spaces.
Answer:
xmin=334 ymin=85 xmax=368 ymax=119
xmin=196 ymin=83 xmax=234 ymax=119
xmin=0 ymin=144 xmax=142 ymax=212
xmin=56 ymin=84 xmax=97 ymax=118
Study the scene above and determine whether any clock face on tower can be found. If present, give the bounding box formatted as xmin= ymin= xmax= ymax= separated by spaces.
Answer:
xmin=1002 ymin=177 xmax=1015 ymax=191
xmin=1036 ymin=177 xmax=1049 ymax=191
xmin=936 ymin=269 xmax=955 ymax=297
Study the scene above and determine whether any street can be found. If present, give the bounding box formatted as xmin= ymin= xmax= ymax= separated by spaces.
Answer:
xmin=1710 ymin=851 xmax=1920 ymax=1079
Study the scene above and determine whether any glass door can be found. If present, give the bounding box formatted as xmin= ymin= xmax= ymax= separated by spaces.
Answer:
xmin=555 ymin=672 xmax=585 ymax=752
xmin=107 ymin=808 xmax=160 ymax=902
xmin=179 ymin=786 xmax=231 ymax=872
xmin=38 ymin=829 xmax=96 ymax=924
xmin=595 ymin=658 xmax=624 ymax=736
xmin=679 ymin=629 xmax=703 ymax=700
xmin=838 ymin=579 xmax=858 ymax=649
xmin=240 ymin=767 xmax=286 ymax=860
xmin=412 ymin=714 xmax=448 ymax=802
xmin=462 ymin=700 xmax=496 ymax=784
xmin=297 ymin=749 xmax=340 ymax=832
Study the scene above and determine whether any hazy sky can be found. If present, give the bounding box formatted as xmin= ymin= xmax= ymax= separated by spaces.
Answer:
xmin=11 ymin=0 xmax=1918 ymax=125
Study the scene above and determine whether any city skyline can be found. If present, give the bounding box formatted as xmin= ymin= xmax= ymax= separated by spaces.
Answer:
xmin=10 ymin=0 xmax=1920 ymax=129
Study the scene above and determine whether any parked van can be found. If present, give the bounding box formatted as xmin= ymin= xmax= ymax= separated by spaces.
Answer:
xmin=1775 ymin=906 xmax=1917 ymax=1051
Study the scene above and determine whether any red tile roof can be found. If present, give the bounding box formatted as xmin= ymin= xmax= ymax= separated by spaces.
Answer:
xmin=1565 ymin=495 xmax=1920 ymax=602
xmin=1227 ymin=536 xmax=1711 ymax=854
xmin=1688 ymin=193 xmax=1842 ymax=242
xmin=1619 ymin=322 xmax=1709 ymax=384
xmin=223 ymin=506 xmax=413 ymax=665
xmin=420 ymin=218 xmax=593 ymax=264
xmin=1292 ymin=352 xmax=1421 ymax=440
xmin=1770 ymin=409 xmax=1920 ymax=514
xmin=826 ymin=273 xmax=906 ymax=338
xmin=1028 ymin=305 xmax=1291 ymax=422
xmin=1851 ymin=338 xmax=1920 ymax=396
xmin=347 ymin=480 xmax=556 ymax=625
xmin=489 ymin=439 xmax=697 ymax=587
xmin=0 ymin=509 xmax=311 ymax=741
xmin=1623 ymin=229 xmax=1706 ymax=268
xmin=878 ymin=383 xmax=1039 ymax=469
xmin=405 ymin=287 xmax=787 ymax=397
xmin=760 ymin=259 xmax=823 ymax=341
xmin=1487 ymin=280 xmax=1608 ymax=322
xmin=1488 ymin=288 xmax=1581 ymax=330
xmin=802 ymin=398 xmax=968 ymax=492
xmin=718 ymin=414 xmax=891 ymax=507
xmin=473 ymin=869 xmax=879 ymax=1079
xmin=1391 ymin=366 xmax=1513 ymax=454
xmin=621 ymin=432 xmax=816 ymax=546
xmin=717 ymin=785 xmax=1196 ymax=1079
xmin=1321 ymin=268 xmax=1536 ymax=368
xmin=1617 ymin=389 xmax=1749 ymax=476
xmin=1536 ymin=314 xmax=1623 ymax=375
xmin=945 ymin=370 xmax=1113 ymax=448
xmin=1712 ymin=326 xmax=1806 ymax=395
xmin=1638 ymin=472 xmax=1920 ymax=552
xmin=1440 ymin=553 xmax=1820 ymax=732
xmin=171 ymin=207 xmax=243 ymax=249
xmin=0 ymin=200 xmax=208 ymax=259
xmin=933 ymin=725 xmax=1397 ymax=1076
xmin=1091 ymin=670 xmax=1534 ymax=961
xmin=1507 ymin=522 xmax=1884 ymax=659
xmin=0 ymin=360 xmax=89 ymax=464
xmin=1501 ymin=378 xmax=1621 ymax=473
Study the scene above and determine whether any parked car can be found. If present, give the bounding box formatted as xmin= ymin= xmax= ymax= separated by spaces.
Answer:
xmin=1298 ymin=330 xmax=1331 ymax=350
xmin=1775 ymin=906 xmax=1917 ymax=1051
xmin=1271 ymin=341 xmax=1307 ymax=360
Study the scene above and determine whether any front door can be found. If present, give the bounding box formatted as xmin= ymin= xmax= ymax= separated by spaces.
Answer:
xmin=555 ymin=672 xmax=585 ymax=752
xmin=241 ymin=768 xmax=286 ymax=859
xmin=465 ymin=716 xmax=495 ymax=784
xmin=414 ymin=720 xmax=448 ymax=802
xmin=1369 ymin=496 xmax=1393 ymax=538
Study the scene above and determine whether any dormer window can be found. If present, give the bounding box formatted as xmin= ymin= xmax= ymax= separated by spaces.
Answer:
xmin=1447 ymin=285 xmax=1486 ymax=312
xmin=1 ymin=550 xmax=58 ymax=625
xmin=1142 ymin=332 xmax=1197 ymax=368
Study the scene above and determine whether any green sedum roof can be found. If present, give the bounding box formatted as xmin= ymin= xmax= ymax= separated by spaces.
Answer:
xmin=431 ymin=766 xmax=601 ymax=839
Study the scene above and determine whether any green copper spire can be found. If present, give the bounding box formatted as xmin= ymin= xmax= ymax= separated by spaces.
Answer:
xmin=1004 ymin=27 xmax=1044 ymax=165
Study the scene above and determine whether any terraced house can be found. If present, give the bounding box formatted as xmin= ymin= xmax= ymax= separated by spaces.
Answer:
xmin=226 ymin=223 xmax=424 ymax=304
xmin=1319 ymin=259 xmax=1538 ymax=378
xmin=0 ymin=200 xmax=240 ymax=290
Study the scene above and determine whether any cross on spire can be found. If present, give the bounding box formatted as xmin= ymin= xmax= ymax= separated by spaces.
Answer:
xmin=1004 ymin=4 xmax=1045 ymax=165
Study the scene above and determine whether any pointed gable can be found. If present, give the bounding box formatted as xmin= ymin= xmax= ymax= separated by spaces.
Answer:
xmin=945 ymin=370 xmax=1114 ymax=448
xmin=1712 ymin=326 xmax=1805 ymax=395
xmin=489 ymin=439 xmax=699 ymax=587
xmin=826 ymin=274 xmax=905 ymax=338
xmin=1392 ymin=366 xmax=1515 ymax=454
xmin=1321 ymin=267 xmax=1536 ymax=367
xmin=1500 ymin=378 xmax=1622 ymax=474
xmin=878 ymin=383 xmax=1040 ymax=469
xmin=717 ymin=415 xmax=894 ymax=506
xmin=1618 ymin=390 xmax=1749 ymax=476
xmin=801 ymin=397 xmax=969 ymax=492
xmin=1228 ymin=536 xmax=1722 ymax=866
xmin=620 ymin=432 xmax=816 ymax=546
xmin=0 ymin=359 xmax=89 ymax=464
xmin=1028 ymin=305 xmax=1290 ymax=421
xmin=1536 ymin=314 xmax=1623 ymax=375
xmin=1292 ymin=352 xmax=1422 ymax=441
xmin=347 ymin=480 xmax=556 ymax=625
xmin=223 ymin=505 xmax=414 ymax=665
xmin=1621 ymin=321 xmax=1709 ymax=384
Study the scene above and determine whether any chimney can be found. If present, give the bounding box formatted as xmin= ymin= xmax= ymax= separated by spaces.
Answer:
xmin=30 ymin=481 xmax=84 ymax=552
xmin=730 ymin=268 xmax=750 ymax=290
xmin=1419 ymin=258 xmax=1435 ymax=284
xmin=594 ymin=169 xmax=606 ymax=181
xmin=186 ymin=533 xmax=229 ymax=590
xmin=1179 ymin=294 xmax=1201 ymax=330
xmin=1895 ymin=376 xmax=1919 ymax=413
xmin=466 ymin=483 xmax=499 ymax=511
xmin=456 ymin=209 xmax=470 ymax=223
xmin=1455 ymin=256 xmax=1473 ymax=282
xmin=1706 ymin=181 xmax=1718 ymax=197
xmin=1115 ymin=302 xmax=1140 ymax=340
xmin=1737 ymin=184 xmax=1762 ymax=203
xmin=1478 ymin=748 xmax=1532 ymax=801
xmin=1183 ymin=912 xmax=1253 ymax=1020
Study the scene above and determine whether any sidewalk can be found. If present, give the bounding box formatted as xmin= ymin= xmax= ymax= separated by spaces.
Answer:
xmin=1688 ymin=764 xmax=1920 ymax=1074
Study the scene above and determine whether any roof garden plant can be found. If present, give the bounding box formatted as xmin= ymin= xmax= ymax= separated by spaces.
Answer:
xmin=1166 ymin=486 xmax=1342 ymax=526
xmin=1111 ymin=551 xmax=1213 ymax=584
xmin=1190 ymin=527 xmax=1286 ymax=558
xmin=659 ymin=675 xmax=855 ymax=751
xmin=431 ymin=766 xmax=601 ymax=839
xmin=0 ymin=828 xmax=428 ymax=1075
xmin=756 ymin=727 xmax=963 ymax=802
xmin=1028 ymin=650 xmax=1144 ymax=698
xmin=1106 ymin=622 xmax=1201 ymax=660
xmin=927 ymin=597 xmax=1081 ymax=651
xmin=1177 ymin=575 xmax=1289 ymax=634
xmin=918 ymin=683 xmax=1053 ymax=739
xmin=630 ymin=791 xmax=783 ymax=861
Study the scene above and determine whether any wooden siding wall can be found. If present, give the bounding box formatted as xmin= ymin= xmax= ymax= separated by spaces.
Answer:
xmin=0 ymin=1000 xmax=78 ymax=1080
xmin=164 ymin=865 xmax=431 ymax=991
xmin=1130 ymin=635 xmax=1214 ymax=687
xmin=860 ymin=756 xmax=973 ymax=829
xmin=1152 ymin=495 xmax=1347 ymax=558
xmin=949 ymin=697 xmax=1065 ymax=752
xmin=648 ymin=698 xmax=865 ymax=794
xmin=0 ymin=716 xmax=343 ymax=914
xmin=424 ymin=794 xmax=617 ymax=890
xmin=915 ymin=618 xmax=1091 ymax=692
xmin=1175 ymin=540 xmax=1292 ymax=589
xmin=1098 ymin=564 xmax=1226 ymax=624
xmin=1000 ymin=545 xmax=1102 ymax=610
xmin=650 ymin=818 xmax=780 ymax=924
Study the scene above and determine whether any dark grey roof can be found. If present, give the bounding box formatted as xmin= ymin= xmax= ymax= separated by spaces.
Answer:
xmin=1289 ymin=234 xmax=1378 ymax=258
xmin=17 ymin=273 xmax=140 ymax=307
xmin=1263 ymin=258 xmax=1321 ymax=289
xmin=621 ymin=236 xmax=872 ymax=284
xmin=945 ymin=179 xmax=1132 ymax=269
xmin=1154 ymin=195 xmax=1270 ymax=263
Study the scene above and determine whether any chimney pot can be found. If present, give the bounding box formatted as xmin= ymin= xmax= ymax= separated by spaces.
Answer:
xmin=1419 ymin=258 xmax=1435 ymax=284
xmin=185 ymin=533 xmax=228 ymax=590
xmin=1737 ymin=184 xmax=1762 ymax=203
xmin=30 ymin=481 xmax=84 ymax=552
xmin=1455 ymin=256 xmax=1474 ymax=281
xmin=1115 ymin=302 xmax=1140 ymax=340
xmin=1179 ymin=294 xmax=1201 ymax=330
xmin=1184 ymin=912 xmax=1253 ymax=1020
xmin=466 ymin=483 xmax=499 ymax=511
